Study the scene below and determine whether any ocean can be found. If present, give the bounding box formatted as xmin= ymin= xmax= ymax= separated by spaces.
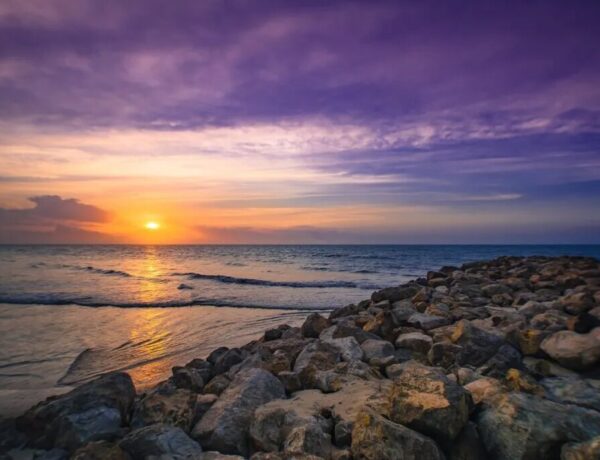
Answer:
xmin=1 ymin=244 xmax=599 ymax=416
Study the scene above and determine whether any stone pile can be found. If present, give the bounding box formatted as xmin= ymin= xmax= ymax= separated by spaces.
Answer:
xmin=1 ymin=255 xmax=599 ymax=459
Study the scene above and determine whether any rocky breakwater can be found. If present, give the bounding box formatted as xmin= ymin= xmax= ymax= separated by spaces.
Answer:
xmin=2 ymin=255 xmax=600 ymax=460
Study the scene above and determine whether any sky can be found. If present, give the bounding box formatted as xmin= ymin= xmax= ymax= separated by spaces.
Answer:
xmin=0 ymin=0 xmax=599 ymax=244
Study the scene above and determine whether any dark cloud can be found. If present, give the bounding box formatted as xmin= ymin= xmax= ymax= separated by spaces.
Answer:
xmin=0 ymin=195 xmax=114 ymax=243
xmin=0 ymin=1 xmax=599 ymax=130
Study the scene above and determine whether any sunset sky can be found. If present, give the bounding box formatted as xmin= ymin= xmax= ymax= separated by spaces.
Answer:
xmin=1 ymin=0 xmax=599 ymax=244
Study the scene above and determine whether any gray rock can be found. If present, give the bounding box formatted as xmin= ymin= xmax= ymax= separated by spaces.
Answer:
xmin=203 ymin=375 xmax=231 ymax=396
xmin=16 ymin=372 xmax=135 ymax=452
xmin=131 ymin=385 xmax=197 ymax=431
xmin=283 ymin=423 xmax=332 ymax=458
xmin=192 ymin=368 xmax=285 ymax=456
xmin=541 ymin=376 xmax=600 ymax=411
xmin=172 ymin=366 xmax=205 ymax=393
xmin=388 ymin=361 xmax=470 ymax=442
xmin=540 ymin=328 xmax=600 ymax=370
xmin=213 ymin=348 xmax=245 ymax=375
xmin=351 ymin=408 xmax=444 ymax=460
xmin=371 ymin=284 xmax=420 ymax=303
xmin=477 ymin=392 xmax=600 ymax=460
xmin=322 ymin=336 xmax=364 ymax=362
xmin=406 ymin=313 xmax=451 ymax=331
xmin=294 ymin=340 xmax=341 ymax=373
xmin=334 ymin=420 xmax=353 ymax=448
xmin=395 ymin=332 xmax=433 ymax=353
xmin=119 ymin=424 xmax=203 ymax=460
xmin=360 ymin=339 xmax=395 ymax=361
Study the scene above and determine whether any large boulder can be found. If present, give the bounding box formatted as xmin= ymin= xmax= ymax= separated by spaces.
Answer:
xmin=16 ymin=372 xmax=136 ymax=452
xmin=561 ymin=435 xmax=600 ymax=460
xmin=119 ymin=424 xmax=203 ymax=460
xmin=395 ymin=332 xmax=433 ymax=354
xmin=294 ymin=341 xmax=341 ymax=373
xmin=388 ymin=362 xmax=470 ymax=443
xmin=360 ymin=339 xmax=394 ymax=362
xmin=477 ymin=392 xmax=600 ymax=460
xmin=541 ymin=376 xmax=600 ymax=412
xmin=131 ymin=384 xmax=197 ymax=431
xmin=301 ymin=313 xmax=331 ymax=338
xmin=449 ymin=320 xmax=505 ymax=367
xmin=322 ymin=336 xmax=364 ymax=362
xmin=192 ymin=368 xmax=285 ymax=456
xmin=351 ymin=408 xmax=444 ymax=460
xmin=540 ymin=328 xmax=600 ymax=370
xmin=371 ymin=284 xmax=420 ymax=303
xmin=406 ymin=313 xmax=451 ymax=331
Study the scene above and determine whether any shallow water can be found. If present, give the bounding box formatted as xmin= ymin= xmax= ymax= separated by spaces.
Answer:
xmin=1 ymin=244 xmax=599 ymax=416
xmin=0 ymin=304 xmax=309 ymax=416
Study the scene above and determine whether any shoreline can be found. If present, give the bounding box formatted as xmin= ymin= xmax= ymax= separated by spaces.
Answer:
xmin=2 ymin=255 xmax=600 ymax=459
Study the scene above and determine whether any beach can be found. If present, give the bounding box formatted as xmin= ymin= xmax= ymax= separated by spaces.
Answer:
xmin=1 ymin=254 xmax=600 ymax=459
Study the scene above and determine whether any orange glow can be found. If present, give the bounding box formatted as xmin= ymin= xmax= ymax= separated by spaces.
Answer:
xmin=145 ymin=221 xmax=160 ymax=230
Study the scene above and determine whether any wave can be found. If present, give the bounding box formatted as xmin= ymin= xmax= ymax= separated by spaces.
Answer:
xmin=0 ymin=295 xmax=333 ymax=311
xmin=31 ymin=262 xmax=132 ymax=277
xmin=172 ymin=272 xmax=378 ymax=289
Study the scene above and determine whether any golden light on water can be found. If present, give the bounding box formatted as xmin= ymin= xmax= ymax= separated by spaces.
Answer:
xmin=145 ymin=221 xmax=160 ymax=230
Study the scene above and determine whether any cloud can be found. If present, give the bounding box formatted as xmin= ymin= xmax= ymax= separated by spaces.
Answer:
xmin=0 ymin=195 xmax=114 ymax=243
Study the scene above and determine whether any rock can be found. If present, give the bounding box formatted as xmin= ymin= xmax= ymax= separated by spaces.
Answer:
xmin=360 ymin=339 xmax=395 ymax=361
xmin=351 ymin=408 xmax=444 ymax=460
xmin=517 ymin=301 xmax=548 ymax=318
xmin=294 ymin=341 xmax=341 ymax=373
xmin=388 ymin=362 xmax=470 ymax=442
xmin=329 ymin=304 xmax=362 ymax=320
xmin=428 ymin=341 xmax=462 ymax=368
xmin=71 ymin=441 xmax=130 ymax=460
xmin=194 ymin=394 xmax=218 ymax=425
xmin=277 ymin=371 xmax=303 ymax=394
xmin=406 ymin=313 xmax=451 ymax=331
xmin=464 ymin=377 xmax=504 ymax=405
xmin=477 ymin=343 xmax=522 ymax=378
xmin=320 ymin=323 xmax=378 ymax=344
xmin=178 ymin=283 xmax=194 ymax=290
xmin=192 ymin=368 xmax=285 ymax=456
xmin=505 ymin=368 xmax=544 ymax=395
xmin=561 ymin=436 xmax=600 ymax=460
xmin=302 ymin=313 xmax=331 ymax=338
xmin=131 ymin=385 xmax=197 ymax=431
xmin=322 ymin=336 xmax=364 ymax=362
xmin=540 ymin=328 xmax=600 ymax=370
xmin=541 ymin=376 xmax=600 ymax=411
xmin=530 ymin=310 xmax=570 ymax=332
xmin=395 ymin=332 xmax=433 ymax=353
xmin=283 ymin=423 xmax=333 ymax=458
xmin=477 ymin=392 xmax=600 ymax=460
xmin=185 ymin=359 xmax=214 ymax=382
xmin=213 ymin=348 xmax=245 ymax=375
xmin=560 ymin=291 xmax=595 ymax=315
xmin=16 ymin=372 xmax=135 ymax=452
xmin=568 ymin=312 xmax=600 ymax=333
xmin=201 ymin=452 xmax=245 ymax=460
xmin=482 ymin=283 xmax=512 ymax=297
xmin=450 ymin=320 xmax=505 ymax=367
xmin=172 ymin=366 xmax=205 ymax=393
xmin=362 ymin=311 xmax=396 ymax=341
xmin=203 ymin=375 xmax=231 ymax=396
xmin=207 ymin=347 xmax=229 ymax=365
xmin=449 ymin=421 xmax=487 ymax=460
xmin=119 ymin=424 xmax=203 ymax=460
xmin=517 ymin=328 xmax=550 ymax=356
xmin=371 ymin=284 xmax=420 ymax=303
xmin=333 ymin=421 xmax=353 ymax=448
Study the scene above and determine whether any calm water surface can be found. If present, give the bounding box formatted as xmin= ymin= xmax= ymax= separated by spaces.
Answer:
xmin=1 ymin=244 xmax=599 ymax=416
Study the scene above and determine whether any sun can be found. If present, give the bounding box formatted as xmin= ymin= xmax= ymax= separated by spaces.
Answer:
xmin=145 ymin=221 xmax=160 ymax=230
